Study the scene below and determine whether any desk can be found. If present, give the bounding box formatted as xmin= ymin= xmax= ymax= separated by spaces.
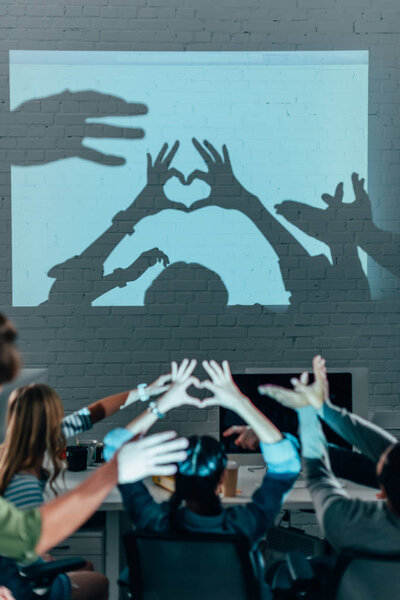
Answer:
xmin=54 ymin=466 xmax=378 ymax=600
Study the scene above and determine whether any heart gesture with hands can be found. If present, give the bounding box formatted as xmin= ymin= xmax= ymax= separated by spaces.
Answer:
xmin=198 ymin=360 xmax=283 ymax=444
xmin=157 ymin=358 xmax=202 ymax=414
xmin=198 ymin=360 xmax=249 ymax=411
xmin=258 ymin=355 xmax=329 ymax=411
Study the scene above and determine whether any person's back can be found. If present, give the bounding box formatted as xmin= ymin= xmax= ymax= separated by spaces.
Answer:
xmin=264 ymin=355 xmax=400 ymax=599
xmin=120 ymin=432 xmax=301 ymax=600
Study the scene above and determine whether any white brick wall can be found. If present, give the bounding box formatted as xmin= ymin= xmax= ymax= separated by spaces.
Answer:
xmin=0 ymin=0 xmax=399 ymax=440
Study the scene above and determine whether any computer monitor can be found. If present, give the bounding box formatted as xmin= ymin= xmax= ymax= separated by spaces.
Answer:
xmin=0 ymin=368 xmax=49 ymax=442
xmin=219 ymin=368 xmax=368 ymax=466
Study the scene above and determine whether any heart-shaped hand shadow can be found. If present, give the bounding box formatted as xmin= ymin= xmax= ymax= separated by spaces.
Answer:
xmin=163 ymin=172 xmax=211 ymax=209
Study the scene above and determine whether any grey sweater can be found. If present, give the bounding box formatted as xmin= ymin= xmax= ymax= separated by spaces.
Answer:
xmin=298 ymin=401 xmax=400 ymax=600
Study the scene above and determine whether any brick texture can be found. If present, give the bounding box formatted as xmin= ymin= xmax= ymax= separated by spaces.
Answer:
xmin=0 ymin=0 xmax=399 ymax=442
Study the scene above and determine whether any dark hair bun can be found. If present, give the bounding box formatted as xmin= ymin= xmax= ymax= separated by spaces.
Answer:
xmin=0 ymin=314 xmax=17 ymax=343
xmin=0 ymin=313 xmax=20 ymax=383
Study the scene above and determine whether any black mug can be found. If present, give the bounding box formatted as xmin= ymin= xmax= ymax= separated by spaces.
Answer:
xmin=95 ymin=442 xmax=104 ymax=464
xmin=66 ymin=445 xmax=87 ymax=471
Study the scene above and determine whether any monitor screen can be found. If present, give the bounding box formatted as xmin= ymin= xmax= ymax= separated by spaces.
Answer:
xmin=220 ymin=372 xmax=352 ymax=452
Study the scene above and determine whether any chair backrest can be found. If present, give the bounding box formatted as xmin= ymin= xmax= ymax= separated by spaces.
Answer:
xmin=332 ymin=551 xmax=400 ymax=600
xmin=124 ymin=530 xmax=261 ymax=600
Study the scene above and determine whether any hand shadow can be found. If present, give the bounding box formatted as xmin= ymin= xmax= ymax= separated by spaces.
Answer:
xmin=1 ymin=89 xmax=148 ymax=167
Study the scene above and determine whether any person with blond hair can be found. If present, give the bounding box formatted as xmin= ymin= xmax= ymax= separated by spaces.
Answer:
xmin=0 ymin=313 xmax=188 ymax=600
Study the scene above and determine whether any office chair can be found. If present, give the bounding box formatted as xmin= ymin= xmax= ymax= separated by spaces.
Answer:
xmin=271 ymin=549 xmax=400 ymax=600
xmin=19 ymin=556 xmax=86 ymax=598
xmin=123 ymin=530 xmax=261 ymax=600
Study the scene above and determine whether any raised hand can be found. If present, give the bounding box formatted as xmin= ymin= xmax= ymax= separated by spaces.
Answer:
xmin=157 ymin=359 xmax=202 ymax=413
xmin=146 ymin=372 xmax=173 ymax=397
xmin=118 ymin=142 xmax=188 ymax=223
xmin=198 ymin=360 xmax=248 ymax=411
xmin=117 ymin=431 xmax=189 ymax=483
xmin=147 ymin=141 xmax=185 ymax=187
xmin=223 ymin=425 xmax=259 ymax=451
xmin=200 ymin=360 xmax=283 ymax=444
xmin=187 ymin=140 xmax=253 ymax=214
xmin=350 ymin=172 xmax=374 ymax=223
xmin=187 ymin=139 xmax=234 ymax=186
xmin=3 ymin=90 xmax=148 ymax=166
xmin=275 ymin=173 xmax=373 ymax=242
xmin=258 ymin=355 xmax=329 ymax=411
xmin=136 ymin=247 xmax=170 ymax=268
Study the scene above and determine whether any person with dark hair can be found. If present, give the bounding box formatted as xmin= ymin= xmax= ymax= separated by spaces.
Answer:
xmin=262 ymin=355 xmax=400 ymax=598
xmin=0 ymin=315 xmax=20 ymax=385
xmin=115 ymin=359 xmax=301 ymax=599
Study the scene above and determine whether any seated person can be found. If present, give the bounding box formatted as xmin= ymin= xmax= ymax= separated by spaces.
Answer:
xmin=0 ymin=377 xmax=185 ymax=600
xmin=0 ymin=313 xmax=188 ymax=598
xmin=263 ymin=355 xmax=400 ymax=600
xmin=0 ymin=371 xmax=172 ymax=509
xmin=106 ymin=359 xmax=301 ymax=600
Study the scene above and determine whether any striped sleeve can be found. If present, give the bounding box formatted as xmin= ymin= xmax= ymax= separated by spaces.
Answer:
xmin=3 ymin=474 xmax=44 ymax=510
xmin=62 ymin=407 xmax=93 ymax=440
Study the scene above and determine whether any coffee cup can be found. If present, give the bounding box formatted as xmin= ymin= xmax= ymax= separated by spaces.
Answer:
xmin=95 ymin=441 xmax=104 ymax=464
xmin=222 ymin=460 xmax=239 ymax=497
xmin=79 ymin=440 xmax=97 ymax=466
xmin=66 ymin=445 xmax=87 ymax=472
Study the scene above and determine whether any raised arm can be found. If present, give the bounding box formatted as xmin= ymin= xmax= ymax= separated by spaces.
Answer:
xmin=37 ymin=431 xmax=187 ymax=555
xmin=260 ymin=358 xmax=397 ymax=552
xmin=103 ymin=359 xmax=202 ymax=459
xmin=199 ymin=360 xmax=300 ymax=475
xmin=199 ymin=360 xmax=301 ymax=544
xmin=86 ymin=368 xmax=174 ymax=424
xmin=261 ymin=355 xmax=396 ymax=463
xmin=0 ymin=432 xmax=187 ymax=560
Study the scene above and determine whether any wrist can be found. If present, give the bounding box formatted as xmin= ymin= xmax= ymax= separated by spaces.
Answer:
xmin=234 ymin=395 xmax=256 ymax=417
xmin=157 ymin=393 xmax=175 ymax=414
xmin=147 ymin=400 xmax=166 ymax=419
xmin=100 ymin=454 xmax=118 ymax=487
xmin=137 ymin=383 xmax=150 ymax=402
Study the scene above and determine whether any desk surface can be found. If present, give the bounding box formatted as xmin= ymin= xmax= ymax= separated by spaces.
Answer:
xmin=56 ymin=465 xmax=379 ymax=511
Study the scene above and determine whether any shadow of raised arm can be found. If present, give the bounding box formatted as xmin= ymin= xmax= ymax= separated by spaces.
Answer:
xmin=276 ymin=173 xmax=400 ymax=281
xmin=45 ymin=143 xmax=187 ymax=304
xmin=186 ymin=140 xmax=323 ymax=304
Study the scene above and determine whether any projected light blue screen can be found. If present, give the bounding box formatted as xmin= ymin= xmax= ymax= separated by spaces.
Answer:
xmin=10 ymin=51 xmax=368 ymax=307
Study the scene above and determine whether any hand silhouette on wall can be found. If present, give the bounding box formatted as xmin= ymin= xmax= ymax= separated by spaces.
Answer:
xmin=274 ymin=173 xmax=373 ymax=242
xmin=45 ymin=142 xmax=183 ymax=305
xmin=112 ymin=141 xmax=187 ymax=229
xmin=46 ymin=247 xmax=170 ymax=305
xmin=187 ymin=138 xmax=257 ymax=215
xmin=1 ymin=90 xmax=148 ymax=166
xmin=275 ymin=173 xmax=400 ymax=287
xmin=186 ymin=141 xmax=373 ymax=303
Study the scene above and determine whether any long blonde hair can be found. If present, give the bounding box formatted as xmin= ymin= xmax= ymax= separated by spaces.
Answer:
xmin=0 ymin=383 xmax=66 ymax=495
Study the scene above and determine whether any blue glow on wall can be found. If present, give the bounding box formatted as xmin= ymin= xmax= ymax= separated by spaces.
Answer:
xmin=10 ymin=51 xmax=368 ymax=307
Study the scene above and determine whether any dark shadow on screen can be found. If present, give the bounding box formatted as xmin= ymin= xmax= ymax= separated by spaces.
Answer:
xmin=275 ymin=174 xmax=400 ymax=282
xmin=185 ymin=139 xmax=373 ymax=306
xmin=2 ymin=90 xmax=148 ymax=167
xmin=44 ymin=142 xmax=187 ymax=305
xmin=144 ymin=261 xmax=228 ymax=310
xmin=43 ymin=136 xmax=399 ymax=309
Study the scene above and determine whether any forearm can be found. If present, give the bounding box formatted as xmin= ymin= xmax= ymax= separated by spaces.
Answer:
xmin=37 ymin=458 xmax=118 ymax=554
xmin=321 ymin=399 xmax=396 ymax=463
xmin=125 ymin=407 xmax=158 ymax=437
xmin=235 ymin=398 xmax=283 ymax=444
xmin=88 ymin=391 xmax=132 ymax=424
xmin=298 ymin=408 xmax=350 ymax=532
